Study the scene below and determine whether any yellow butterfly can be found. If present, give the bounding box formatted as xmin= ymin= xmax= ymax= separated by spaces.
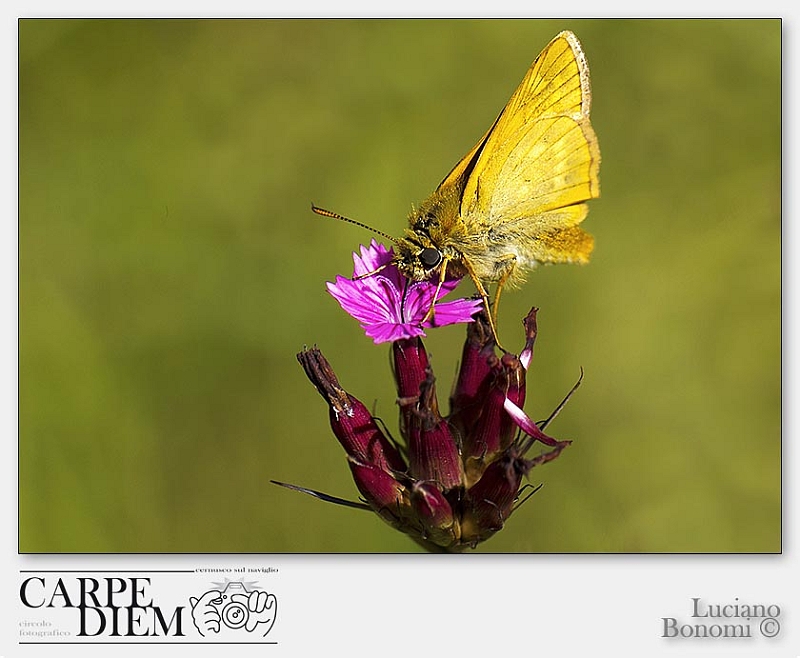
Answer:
xmin=316 ymin=30 xmax=600 ymax=346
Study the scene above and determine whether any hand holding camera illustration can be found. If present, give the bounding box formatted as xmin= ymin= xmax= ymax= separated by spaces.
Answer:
xmin=190 ymin=582 xmax=277 ymax=637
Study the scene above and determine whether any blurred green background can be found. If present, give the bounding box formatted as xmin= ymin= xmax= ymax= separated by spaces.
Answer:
xmin=19 ymin=19 xmax=780 ymax=553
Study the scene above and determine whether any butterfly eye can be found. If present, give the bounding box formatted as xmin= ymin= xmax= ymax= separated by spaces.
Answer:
xmin=419 ymin=248 xmax=442 ymax=269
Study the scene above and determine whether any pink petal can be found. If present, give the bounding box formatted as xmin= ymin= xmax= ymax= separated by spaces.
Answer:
xmin=424 ymin=298 xmax=483 ymax=327
xmin=353 ymin=240 xmax=392 ymax=277
xmin=364 ymin=321 xmax=426 ymax=344
xmin=502 ymin=398 xmax=559 ymax=446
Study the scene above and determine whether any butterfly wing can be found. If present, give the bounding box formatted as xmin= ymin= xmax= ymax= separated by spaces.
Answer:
xmin=457 ymin=31 xmax=600 ymax=265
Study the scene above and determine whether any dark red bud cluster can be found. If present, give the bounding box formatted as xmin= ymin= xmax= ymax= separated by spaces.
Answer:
xmin=292 ymin=308 xmax=572 ymax=552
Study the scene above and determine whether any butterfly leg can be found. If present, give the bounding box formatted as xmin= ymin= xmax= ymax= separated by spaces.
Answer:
xmin=490 ymin=254 xmax=518 ymax=327
xmin=353 ymin=262 xmax=389 ymax=281
xmin=461 ymin=257 xmax=505 ymax=351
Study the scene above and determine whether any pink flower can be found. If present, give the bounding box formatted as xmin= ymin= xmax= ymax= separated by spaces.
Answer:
xmin=326 ymin=240 xmax=482 ymax=344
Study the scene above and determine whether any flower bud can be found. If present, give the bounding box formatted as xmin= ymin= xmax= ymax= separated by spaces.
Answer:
xmin=448 ymin=311 xmax=497 ymax=438
xmin=298 ymin=347 xmax=406 ymax=472
xmin=410 ymin=480 xmax=458 ymax=548
xmin=461 ymin=352 xmax=527 ymax=485
xmin=348 ymin=458 xmax=412 ymax=528
xmin=461 ymin=450 xmax=528 ymax=543
xmin=460 ymin=436 xmax=572 ymax=544
xmin=392 ymin=337 xmax=430 ymax=441
xmin=519 ymin=307 xmax=538 ymax=371
xmin=406 ymin=370 xmax=463 ymax=490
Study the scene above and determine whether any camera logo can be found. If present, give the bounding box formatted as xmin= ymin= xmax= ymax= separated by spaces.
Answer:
xmin=190 ymin=580 xmax=277 ymax=638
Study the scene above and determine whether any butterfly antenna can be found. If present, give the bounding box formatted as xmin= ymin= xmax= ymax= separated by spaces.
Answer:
xmin=311 ymin=204 xmax=398 ymax=244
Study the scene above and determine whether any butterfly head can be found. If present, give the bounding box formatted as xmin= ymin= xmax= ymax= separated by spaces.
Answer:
xmin=393 ymin=232 xmax=446 ymax=282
